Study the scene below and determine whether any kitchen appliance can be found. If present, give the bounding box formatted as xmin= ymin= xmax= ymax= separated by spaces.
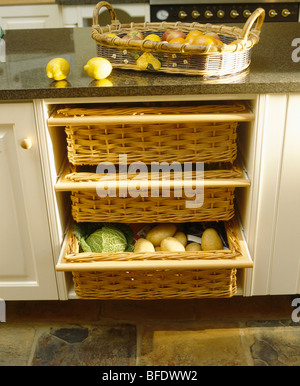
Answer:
xmin=150 ymin=0 xmax=300 ymax=23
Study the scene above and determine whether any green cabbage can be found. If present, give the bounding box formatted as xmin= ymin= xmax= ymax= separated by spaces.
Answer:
xmin=73 ymin=222 xmax=134 ymax=253
xmin=86 ymin=226 xmax=127 ymax=253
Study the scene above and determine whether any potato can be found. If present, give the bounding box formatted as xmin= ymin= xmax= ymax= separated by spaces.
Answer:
xmin=134 ymin=238 xmax=155 ymax=252
xmin=173 ymin=231 xmax=187 ymax=247
xmin=201 ymin=228 xmax=223 ymax=251
xmin=185 ymin=242 xmax=202 ymax=251
xmin=186 ymin=242 xmax=202 ymax=251
xmin=155 ymin=246 xmax=161 ymax=251
xmin=160 ymin=237 xmax=185 ymax=252
xmin=146 ymin=223 xmax=177 ymax=247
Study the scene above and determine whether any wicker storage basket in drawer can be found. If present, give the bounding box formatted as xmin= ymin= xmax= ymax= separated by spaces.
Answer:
xmin=64 ymin=163 xmax=249 ymax=223
xmin=70 ymin=187 xmax=235 ymax=223
xmin=71 ymin=269 xmax=237 ymax=299
xmin=57 ymin=218 xmax=252 ymax=299
xmin=48 ymin=102 xmax=254 ymax=166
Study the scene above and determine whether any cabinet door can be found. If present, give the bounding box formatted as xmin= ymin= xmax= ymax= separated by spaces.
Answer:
xmin=0 ymin=103 xmax=58 ymax=300
xmin=0 ymin=5 xmax=62 ymax=30
xmin=269 ymin=94 xmax=300 ymax=294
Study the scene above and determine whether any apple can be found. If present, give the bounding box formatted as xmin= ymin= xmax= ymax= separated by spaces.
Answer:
xmin=162 ymin=29 xmax=186 ymax=42
xmin=205 ymin=32 xmax=221 ymax=41
xmin=123 ymin=29 xmax=144 ymax=40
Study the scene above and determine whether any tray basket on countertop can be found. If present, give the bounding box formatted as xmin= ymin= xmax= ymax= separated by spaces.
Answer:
xmin=52 ymin=101 xmax=253 ymax=166
xmin=91 ymin=1 xmax=265 ymax=77
xmin=58 ymin=218 xmax=245 ymax=299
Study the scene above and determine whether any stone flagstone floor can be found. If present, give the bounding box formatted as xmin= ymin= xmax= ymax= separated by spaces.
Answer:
xmin=0 ymin=295 xmax=300 ymax=366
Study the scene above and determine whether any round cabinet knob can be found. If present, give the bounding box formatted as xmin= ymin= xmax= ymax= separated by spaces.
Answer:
xmin=191 ymin=10 xmax=200 ymax=19
xmin=178 ymin=10 xmax=187 ymax=19
xmin=20 ymin=138 xmax=32 ymax=150
xmin=282 ymin=8 xmax=291 ymax=17
xmin=230 ymin=10 xmax=239 ymax=18
xmin=204 ymin=10 xmax=213 ymax=19
xmin=217 ymin=10 xmax=225 ymax=18
xmin=243 ymin=10 xmax=252 ymax=18
xmin=269 ymin=9 xmax=278 ymax=18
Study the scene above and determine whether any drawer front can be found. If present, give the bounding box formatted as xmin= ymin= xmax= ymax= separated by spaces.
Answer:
xmin=56 ymin=161 xmax=250 ymax=224
xmin=70 ymin=188 xmax=236 ymax=223
xmin=56 ymin=217 xmax=253 ymax=299
xmin=48 ymin=102 xmax=254 ymax=166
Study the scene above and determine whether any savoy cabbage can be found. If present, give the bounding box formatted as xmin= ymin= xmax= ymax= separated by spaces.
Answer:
xmin=73 ymin=222 xmax=134 ymax=253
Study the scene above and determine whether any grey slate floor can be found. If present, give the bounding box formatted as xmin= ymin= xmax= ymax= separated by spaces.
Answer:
xmin=1 ymin=295 xmax=300 ymax=366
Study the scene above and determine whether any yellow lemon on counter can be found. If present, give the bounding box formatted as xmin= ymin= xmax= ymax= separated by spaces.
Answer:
xmin=145 ymin=34 xmax=161 ymax=41
xmin=46 ymin=58 xmax=70 ymax=81
xmin=84 ymin=57 xmax=112 ymax=80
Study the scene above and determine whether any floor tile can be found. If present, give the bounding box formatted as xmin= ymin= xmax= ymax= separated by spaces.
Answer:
xmin=139 ymin=322 xmax=249 ymax=366
xmin=245 ymin=321 xmax=300 ymax=366
xmin=0 ymin=324 xmax=36 ymax=366
xmin=31 ymin=323 xmax=136 ymax=366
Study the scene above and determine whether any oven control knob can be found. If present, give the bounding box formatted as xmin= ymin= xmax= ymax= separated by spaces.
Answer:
xmin=230 ymin=10 xmax=239 ymax=18
xmin=191 ymin=10 xmax=200 ymax=19
xmin=178 ymin=10 xmax=187 ymax=19
xmin=269 ymin=9 xmax=278 ymax=18
xmin=204 ymin=10 xmax=213 ymax=19
xmin=282 ymin=8 xmax=291 ymax=17
xmin=156 ymin=9 xmax=169 ymax=21
xmin=243 ymin=10 xmax=252 ymax=18
xmin=217 ymin=10 xmax=225 ymax=18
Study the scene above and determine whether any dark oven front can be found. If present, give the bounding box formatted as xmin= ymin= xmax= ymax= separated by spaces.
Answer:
xmin=150 ymin=0 xmax=300 ymax=23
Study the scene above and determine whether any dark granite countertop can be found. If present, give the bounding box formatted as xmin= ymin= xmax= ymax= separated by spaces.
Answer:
xmin=0 ymin=23 xmax=299 ymax=100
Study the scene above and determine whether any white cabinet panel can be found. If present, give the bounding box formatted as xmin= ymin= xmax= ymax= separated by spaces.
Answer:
xmin=269 ymin=94 xmax=300 ymax=294
xmin=0 ymin=127 xmax=27 ymax=276
xmin=0 ymin=103 xmax=58 ymax=300
xmin=252 ymin=94 xmax=300 ymax=295
xmin=0 ymin=5 xmax=62 ymax=30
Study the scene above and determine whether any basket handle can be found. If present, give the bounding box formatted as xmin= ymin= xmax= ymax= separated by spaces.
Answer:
xmin=239 ymin=7 xmax=265 ymax=41
xmin=92 ymin=1 xmax=120 ymax=27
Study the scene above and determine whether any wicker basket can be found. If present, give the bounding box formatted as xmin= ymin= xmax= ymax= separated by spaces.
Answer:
xmin=56 ymin=218 xmax=251 ymax=299
xmin=51 ymin=101 xmax=254 ymax=166
xmin=70 ymin=187 xmax=235 ymax=223
xmin=71 ymin=269 xmax=237 ymax=299
xmin=91 ymin=1 xmax=265 ymax=77
xmin=56 ymin=160 xmax=249 ymax=223
xmin=54 ymin=161 xmax=249 ymax=223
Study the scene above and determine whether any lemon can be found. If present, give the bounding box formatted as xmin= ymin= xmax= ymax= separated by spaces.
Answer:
xmin=145 ymin=34 xmax=161 ymax=42
xmin=46 ymin=58 xmax=70 ymax=81
xmin=105 ymin=33 xmax=117 ymax=37
xmin=84 ymin=57 xmax=112 ymax=80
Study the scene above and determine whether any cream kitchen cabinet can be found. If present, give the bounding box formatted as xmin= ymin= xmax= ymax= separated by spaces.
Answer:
xmin=61 ymin=3 xmax=150 ymax=28
xmin=270 ymin=94 xmax=300 ymax=294
xmin=0 ymin=4 xmax=63 ymax=30
xmin=0 ymin=103 xmax=58 ymax=300
xmin=250 ymin=94 xmax=300 ymax=295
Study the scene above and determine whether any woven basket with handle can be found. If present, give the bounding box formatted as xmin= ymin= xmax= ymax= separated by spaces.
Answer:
xmin=91 ymin=1 xmax=265 ymax=77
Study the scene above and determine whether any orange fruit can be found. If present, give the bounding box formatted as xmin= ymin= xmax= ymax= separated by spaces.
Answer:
xmin=169 ymin=37 xmax=186 ymax=44
xmin=185 ymin=30 xmax=203 ymax=44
